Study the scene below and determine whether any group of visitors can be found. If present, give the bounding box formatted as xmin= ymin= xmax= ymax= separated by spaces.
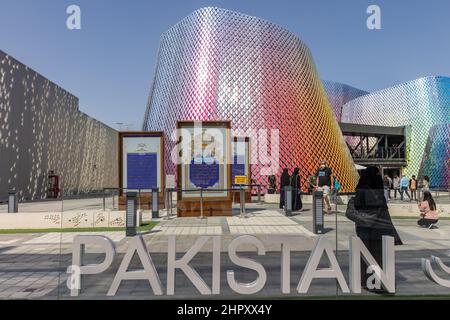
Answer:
xmin=278 ymin=163 xmax=439 ymax=228
xmin=277 ymin=162 xmax=439 ymax=294
xmin=384 ymin=174 xmax=430 ymax=202
xmin=279 ymin=160 xmax=338 ymax=215
xmin=279 ymin=167 xmax=303 ymax=215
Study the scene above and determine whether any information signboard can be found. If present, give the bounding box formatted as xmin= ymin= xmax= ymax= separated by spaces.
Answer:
xmin=234 ymin=176 xmax=248 ymax=185
xmin=118 ymin=132 xmax=165 ymax=211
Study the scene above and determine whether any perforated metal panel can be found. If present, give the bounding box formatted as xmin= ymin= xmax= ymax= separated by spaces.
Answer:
xmin=342 ymin=76 xmax=450 ymax=188
xmin=143 ymin=7 xmax=359 ymax=192
xmin=420 ymin=124 xmax=450 ymax=188
xmin=0 ymin=51 xmax=118 ymax=200
xmin=322 ymin=80 xmax=368 ymax=122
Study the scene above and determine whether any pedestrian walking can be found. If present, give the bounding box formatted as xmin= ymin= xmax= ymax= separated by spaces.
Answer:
xmin=410 ymin=175 xmax=418 ymax=201
xmin=315 ymin=160 xmax=334 ymax=214
xmin=400 ymin=175 xmax=411 ymax=201
xmin=393 ymin=175 xmax=400 ymax=199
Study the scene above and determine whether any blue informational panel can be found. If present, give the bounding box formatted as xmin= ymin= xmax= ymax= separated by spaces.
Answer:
xmin=189 ymin=157 xmax=220 ymax=188
xmin=127 ymin=153 xmax=158 ymax=189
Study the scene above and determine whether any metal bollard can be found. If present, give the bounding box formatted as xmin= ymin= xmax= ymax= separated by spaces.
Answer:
xmin=257 ymin=185 xmax=262 ymax=204
xmin=125 ymin=192 xmax=137 ymax=237
xmin=285 ymin=186 xmax=292 ymax=216
xmin=102 ymin=189 xmax=106 ymax=211
xmin=8 ymin=191 xmax=18 ymax=214
xmin=113 ymin=190 xmax=116 ymax=210
xmin=240 ymin=187 xmax=247 ymax=218
xmin=138 ymin=189 xmax=141 ymax=211
xmin=198 ymin=188 xmax=206 ymax=219
xmin=169 ymin=188 xmax=173 ymax=216
xmin=165 ymin=188 xmax=171 ymax=220
xmin=152 ymin=188 xmax=159 ymax=219
xmin=312 ymin=191 xmax=324 ymax=234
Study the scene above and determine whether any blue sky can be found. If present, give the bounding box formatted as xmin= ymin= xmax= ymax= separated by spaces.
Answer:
xmin=1 ymin=0 xmax=449 ymax=130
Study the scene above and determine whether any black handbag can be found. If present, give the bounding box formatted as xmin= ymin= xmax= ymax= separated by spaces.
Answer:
xmin=345 ymin=196 xmax=380 ymax=227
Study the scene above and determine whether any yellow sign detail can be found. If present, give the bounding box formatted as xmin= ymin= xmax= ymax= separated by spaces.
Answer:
xmin=234 ymin=176 xmax=248 ymax=185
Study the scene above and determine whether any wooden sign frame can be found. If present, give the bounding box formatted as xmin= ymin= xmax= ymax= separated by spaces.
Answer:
xmin=176 ymin=121 xmax=232 ymax=217
xmin=118 ymin=131 xmax=165 ymax=210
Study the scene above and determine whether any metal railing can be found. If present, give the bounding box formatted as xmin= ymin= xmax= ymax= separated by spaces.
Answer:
xmin=165 ymin=184 xmax=263 ymax=219
xmin=95 ymin=184 xmax=263 ymax=220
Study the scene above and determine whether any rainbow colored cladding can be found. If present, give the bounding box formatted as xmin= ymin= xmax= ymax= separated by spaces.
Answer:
xmin=342 ymin=76 xmax=450 ymax=188
xmin=420 ymin=124 xmax=450 ymax=188
xmin=322 ymin=80 xmax=368 ymax=122
xmin=143 ymin=7 xmax=359 ymax=192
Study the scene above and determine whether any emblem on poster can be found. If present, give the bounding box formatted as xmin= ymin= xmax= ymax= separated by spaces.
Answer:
xmin=189 ymin=156 xmax=220 ymax=188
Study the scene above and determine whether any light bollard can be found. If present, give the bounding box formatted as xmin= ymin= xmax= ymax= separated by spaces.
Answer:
xmin=8 ymin=191 xmax=18 ymax=214
xmin=257 ymin=184 xmax=263 ymax=205
xmin=313 ymin=190 xmax=324 ymax=234
xmin=152 ymin=188 xmax=159 ymax=219
xmin=285 ymin=186 xmax=292 ymax=216
xmin=165 ymin=188 xmax=174 ymax=220
xmin=165 ymin=188 xmax=170 ymax=220
xmin=169 ymin=188 xmax=174 ymax=217
xmin=126 ymin=192 xmax=137 ymax=237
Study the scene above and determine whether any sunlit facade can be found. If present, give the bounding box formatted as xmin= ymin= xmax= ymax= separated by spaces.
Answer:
xmin=143 ymin=7 xmax=359 ymax=192
xmin=322 ymin=80 xmax=368 ymax=122
xmin=0 ymin=50 xmax=118 ymax=200
xmin=342 ymin=76 xmax=450 ymax=188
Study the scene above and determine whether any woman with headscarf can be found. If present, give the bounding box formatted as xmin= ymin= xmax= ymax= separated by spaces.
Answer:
xmin=279 ymin=168 xmax=290 ymax=209
xmin=350 ymin=166 xmax=402 ymax=293
xmin=291 ymin=168 xmax=303 ymax=212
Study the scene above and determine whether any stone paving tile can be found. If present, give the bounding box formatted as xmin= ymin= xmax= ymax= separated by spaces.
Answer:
xmin=151 ymin=225 xmax=222 ymax=236
xmin=23 ymin=232 xmax=125 ymax=244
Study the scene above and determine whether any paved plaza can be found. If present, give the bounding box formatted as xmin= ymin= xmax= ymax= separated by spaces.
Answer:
xmin=1 ymin=198 xmax=450 ymax=299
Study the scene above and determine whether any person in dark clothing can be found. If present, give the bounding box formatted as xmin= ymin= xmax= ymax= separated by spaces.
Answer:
xmin=279 ymin=169 xmax=290 ymax=209
xmin=316 ymin=160 xmax=334 ymax=214
xmin=290 ymin=168 xmax=303 ymax=212
xmin=268 ymin=175 xmax=277 ymax=194
xmin=352 ymin=166 xmax=403 ymax=293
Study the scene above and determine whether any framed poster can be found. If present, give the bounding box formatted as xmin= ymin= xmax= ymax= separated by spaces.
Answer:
xmin=177 ymin=121 xmax=231 ymax=198
xmin=176 ymin=121 xmax=232 ymax=216
xmin=118 ymin=132 xmax=165 ymax=209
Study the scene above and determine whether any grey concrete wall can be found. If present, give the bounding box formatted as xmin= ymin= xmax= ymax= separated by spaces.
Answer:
xmin=0 ymin=50 xmax=118 ymax=201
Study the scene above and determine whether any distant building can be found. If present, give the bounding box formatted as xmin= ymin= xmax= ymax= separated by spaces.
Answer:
xmin=322 ymin=80 xmax=368 ymax=122
xmin=0 ymin=50 xmax=118 ymax=201
xmin=342 ymin=76 xmax=450 ymax=188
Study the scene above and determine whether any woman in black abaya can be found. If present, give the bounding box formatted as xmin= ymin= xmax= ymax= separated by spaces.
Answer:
xmin=352 ymin=166 xmax=402 ymax=293
xmin=279 ymin=169 xmax=290 ymax=209
xmin=291 ymin=168 xmax=303 ymax=212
